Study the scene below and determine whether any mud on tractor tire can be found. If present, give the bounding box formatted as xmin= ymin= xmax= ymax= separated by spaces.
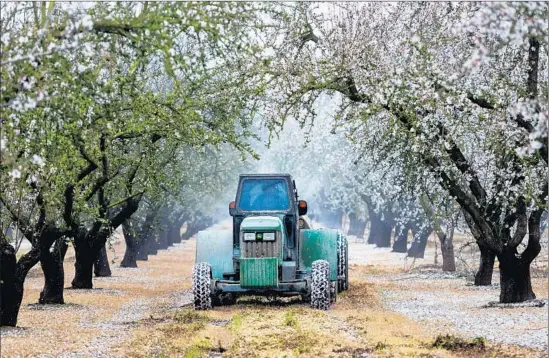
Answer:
xmin=193 ymin=262 xmax=213 ymax=310
xmin=311 ymin=260 xmax=331 ymax=310
xmin=337 ymin=233 xmax=349 ymax=292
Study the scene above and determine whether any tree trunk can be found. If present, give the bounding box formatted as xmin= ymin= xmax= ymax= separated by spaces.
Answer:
xmin=172 ymin=226 xmax=182 ymax=243
xmin=540 ymin=210 xmax=548 ymax=233
xmin=347 ymin=213 xmax=358 ymax=236
xmin=1 ymin=241 xmax=20 ymax=326
xmin=367 ymin=207 xmax=393 ymax=247
xmin=322 ymin=208 xmax=343 ymax=229
xmin=462 ymin=210 xmax=495 ymax=285
xmin=1 ymin=240 xmax=40 ymax=326
xmin=498 ymin=250 xmax=535 ymax=303
xmin=392 ymin=223 xmax=408 ymax=253
xmin=94 ymin=245 xmax=112 ymax=277
xmin=439 ymin=234 xmax=456 ymax=272
xmin=166 ymin=224 xmax=174 ymax=247
xmin=72 ymin=239 xmax=98 ymax=289
xmin=71 ymin=197 xmax=140 ymax=289
xmin=169 ymin=222 xmax=182 ymax=245
xmin=181 ymin=223 xmax=193 ymax=241
xmin=136 ymin=211 xmax=157 ymax=260
xmin=497 ymin=210 xmax=542 ymax=302
xmin=147 ymin=233 xmax=158 ymax=255
xmin=138 ymin=229 xmax=158 ymax=258
xmin=39 ymin=239 xmax=68 ymax=304
xmin=474 ymin=245 xmax=495 ymax=286
xmin=136 ymin=236 xmax=149 ymax=260
xmin=376 ymin=219 xmax=393 ymax=248
xmin=156 ymin=228 xmax=169 ymax=250
xmin=367 ymin=212 xmax=381 ymax=245
xmin=356 ymin=217 xmax=367 ymax=239
xmin=407 ymin=229 xmax=430 ymax=258
xmin=121 ymin=221 xmax=139 ymax=268
xmin=323 ymin=210 xmax=336 ymax=229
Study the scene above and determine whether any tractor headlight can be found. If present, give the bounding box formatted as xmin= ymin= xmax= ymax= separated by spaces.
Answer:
xmin=263 ymin=232 xmax=275 ymax=241
xmin=244 ymin=232 xmax=255 ymax=241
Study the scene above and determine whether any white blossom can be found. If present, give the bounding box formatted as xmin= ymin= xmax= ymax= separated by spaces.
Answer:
xmin=31 ymin=154 xmax=45 ymax=168
xmin=9 ymin=168 xmax=22 ymax=179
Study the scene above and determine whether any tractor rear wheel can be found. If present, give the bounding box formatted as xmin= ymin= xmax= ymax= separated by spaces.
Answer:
xmin=311 ymin=260 xmax=331 ymax=310
xmin=337 ymin=233 xmax=349 ymax=292
xmin=192 ymin=262 xmax=213 ymax=310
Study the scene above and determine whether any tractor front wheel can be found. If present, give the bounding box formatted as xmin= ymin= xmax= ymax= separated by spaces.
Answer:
xmin=192 ymin=262 xmax=213 ymax=310
xmin=311 ymin=260 xmax=331 ymax=310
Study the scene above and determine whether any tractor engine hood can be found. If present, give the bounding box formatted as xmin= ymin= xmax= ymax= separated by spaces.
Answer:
xmin=240 ymin=216 xmax=283 ymax=232
xmin=239 ymin=216 xmax=285 ymax=261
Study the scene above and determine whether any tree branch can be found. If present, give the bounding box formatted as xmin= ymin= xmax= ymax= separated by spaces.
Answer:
xmin=0 ymin=194 xmax=32 ymax=240
xmin=84 ymin=170 xmax=120 ymax=202
xmin=522 ymin=208 xmax=543 ymax=264
xmin=104 ymin=196 xmax=142 ymax=241
xmin=72 ymin=134 xmax=98 ymax=169
xmin=419 ymin=194 xmax=445 ymax=241
xmin=466 ymin=93 xmax=496 ymax=110
xmin=98 ymin=134 xmax=109 ymax=217
xmin=338 ymin=75 xmax=488 ymax=205
xmin=92 ymin=21 xmax=144 ymax=40
xmin=423 ymin=155 xmax=501 ymax=253
xmin=437 ymin=123 xmax=487 ymax=204
xmin=63 ymin=162 xmax=99 ymax=232
xmin=63 ymin=184 xmax=76 ymax=232
xmin=29 ymin=181 xmax=46 ymax=233
xmin=434 ymin=82 xmax=497 ymax=110
xmin=527 ymin=37 xmax=539 ymax=99
xmin=107 ymin=191 xmax=145 ymax=209
xmin=507 ymin=197 xmax=528 ymax=249
xmin=14 ymin=246 xmax=41 ymax=279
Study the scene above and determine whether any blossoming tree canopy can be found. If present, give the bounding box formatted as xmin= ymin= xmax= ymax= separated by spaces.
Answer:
xmin=259 ymin=2 xmax=547 ymax=303
xmin=0 ymin=1 xmax=280 ymax=326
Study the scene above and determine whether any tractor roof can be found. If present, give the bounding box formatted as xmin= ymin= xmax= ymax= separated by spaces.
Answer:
xmin=239 ymin=173 xmax=292 ymax=179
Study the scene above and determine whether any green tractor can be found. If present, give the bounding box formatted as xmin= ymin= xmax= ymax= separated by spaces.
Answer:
xmin=192 ymin=174 xmax=349 ymax=310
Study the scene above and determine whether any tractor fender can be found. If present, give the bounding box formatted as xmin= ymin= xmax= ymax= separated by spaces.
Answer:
xmin=195 ymin=230 xmax=233 ymax=280
xmin=299 ymin=229 xmax=339 ymax=281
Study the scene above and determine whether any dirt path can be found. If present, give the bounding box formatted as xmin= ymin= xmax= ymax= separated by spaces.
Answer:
xmin=2 ymin=225 xmax=547 ymax=358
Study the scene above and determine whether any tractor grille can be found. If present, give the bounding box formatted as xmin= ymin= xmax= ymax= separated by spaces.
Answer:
xmin=240 ymin=257 xmax=278 ymax=287
xmin=240 ymin=233 xmax=281 ymax=258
